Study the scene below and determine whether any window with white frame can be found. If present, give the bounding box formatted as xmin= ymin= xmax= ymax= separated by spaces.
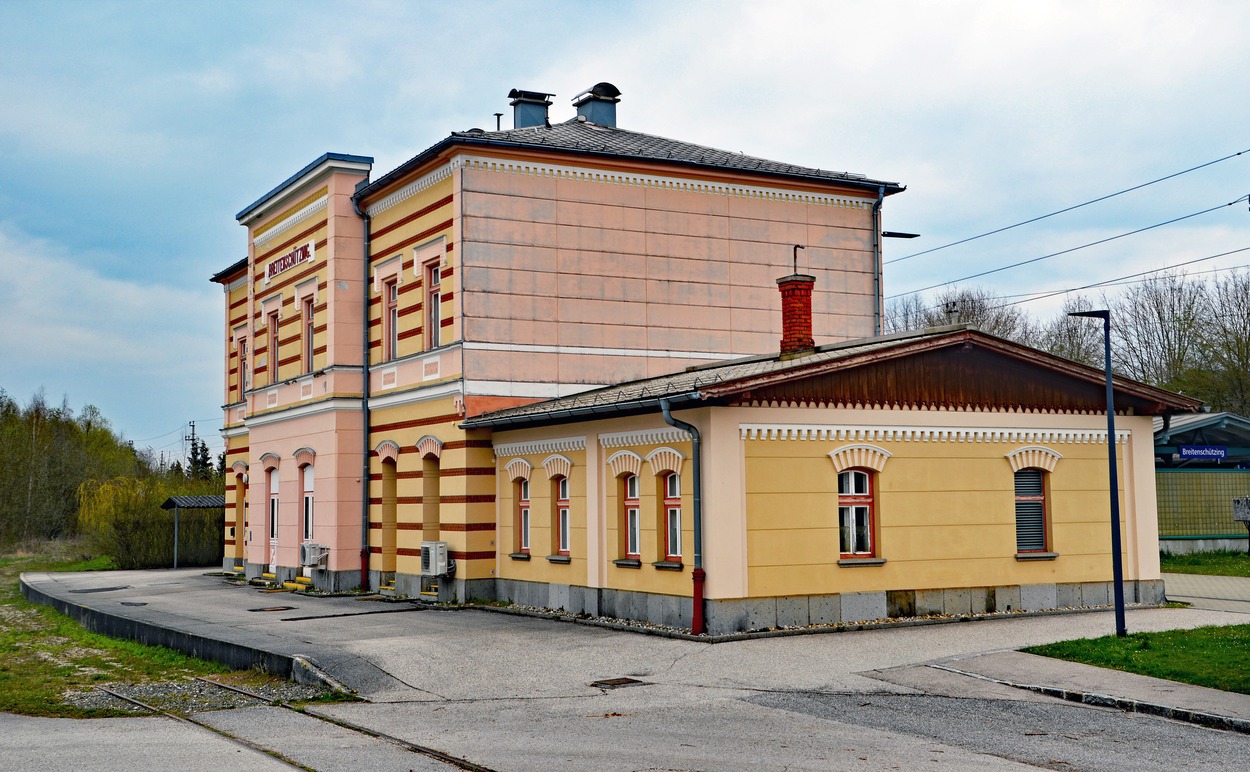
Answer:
xmin=384 ymin=278 xmax=399 ymax=362
xmin=302 ymin=297 xmax=316 ymax=373
xmin=663 ymin=472 xmax=681 ymax=561
xmin=556 ymin=476 xmax=570 ymax=555
xmin=267 ymin=310 xmax=280 ymax=384
xmin=517 ymin=479 xmax=530 ymax=553
xmin=268 ymin=469 xmax=280 ymax=542
xmin=301 ymin=464 xmax=315 ymax=541
xmin=425 ymin=261 xmax=441 ymax=349
xmin=837 ymin=469 xmax=874 ymax=556
xmin=1014 ymin=468 xmax=1047 ymax=552
xmin=624 ymin=473 xmax=640 ymax=558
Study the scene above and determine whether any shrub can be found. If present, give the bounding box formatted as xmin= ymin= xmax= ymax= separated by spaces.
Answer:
xmin=78 ymin=478 xmax=223 ymax=569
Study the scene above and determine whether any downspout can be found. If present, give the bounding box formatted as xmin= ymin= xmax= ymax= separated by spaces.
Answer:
xmin=660 ymin=398 xmax=704 ymax=635
xmin=353 ymin=192 xmax=372 ymax=591
xmin=872 ymin=185 xmax=885 ymax=336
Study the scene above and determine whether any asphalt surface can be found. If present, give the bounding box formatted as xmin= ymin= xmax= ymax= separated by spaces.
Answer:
xmin=11 ymin=569 xmax=1250 ymax=770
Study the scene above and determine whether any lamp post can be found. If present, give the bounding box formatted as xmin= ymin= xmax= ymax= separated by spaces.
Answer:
xmin=1069 ymin=310 xmax=1127 ymax=637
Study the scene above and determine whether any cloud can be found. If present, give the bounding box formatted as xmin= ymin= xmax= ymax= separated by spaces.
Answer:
xmin=0 ymin=223 xmax=222 ymax=446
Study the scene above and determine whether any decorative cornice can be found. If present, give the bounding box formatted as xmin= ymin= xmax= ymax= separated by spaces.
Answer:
xmin=374 ymin=440 xmax=400 ymax=464
xmin=464 ymin=340 xmax=730 ymax=362
xmin=253 ymin=195 xmax=328 ymax=249
xmin=599 ymin=427 xmax=690 ymax=449
xmin=740 ymin=424 xmax=1130 ymax=445
xmin=366 ymin=163 xmax=456 ymax=216
xmin=415 ymin=435 xmax=444 ymax=460
xmin=244 ymin=397 xmax=364 ymax=428
xmin=458 ymin=155 xmax=873 ymax=210
xmin=493 ymin=436 xmax=587 ymax=457
xmin=1006 ymin=446 xmax=1063 ymax=473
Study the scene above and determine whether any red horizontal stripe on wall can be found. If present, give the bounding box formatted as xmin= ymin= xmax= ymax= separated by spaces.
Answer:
xmin=397 ymin=328 xmax=423 ymax=341
xmin=397 ymin=547 xmax=422 ymax=556
xmin=440 ymin=522 xmax=495 ymax=532
xmin=439 ymin=317 xmax=454 ymax=328
xmin=372 ymin=220 xmax=453 ymax=261
xmin=257 ymin=221 xmax=325 ymax=262
xmin=369 ymin=546 xmax=382 ymax=554
xmin=451 ymin=551 xmax=496 ymax=561
xmin=224 ymin=539 xmax=236 ymax=546
xmin=369 ymin=195 xmax=453 ymax=242
xmin=371 ymin=413 xmax=461 ymax=432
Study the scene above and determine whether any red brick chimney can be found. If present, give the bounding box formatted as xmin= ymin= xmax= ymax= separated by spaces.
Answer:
xmin=777 ymin=273 xmax=816 ymax=357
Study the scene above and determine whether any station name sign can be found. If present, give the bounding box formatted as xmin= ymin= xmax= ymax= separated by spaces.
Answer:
xmin=266 ymin=242 xmax=314 ymax=281
xmin=1179 ymin=445 xmax=1227 ymax=459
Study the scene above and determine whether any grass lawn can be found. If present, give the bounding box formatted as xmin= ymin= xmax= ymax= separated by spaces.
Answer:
xmin=0 ymin=540 xmax=242 ymax=717
xmin=1025 ymin=624 xmax=1250 ymax=694
xmin=1160 ymin=549 xmax=1250 ymax=577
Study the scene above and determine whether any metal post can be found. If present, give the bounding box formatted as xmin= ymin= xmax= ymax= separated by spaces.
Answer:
xmin=173 ymin=505 xmax=180 ymax=570
xmin=1070 ymin=310 xmax=1127 ymax=637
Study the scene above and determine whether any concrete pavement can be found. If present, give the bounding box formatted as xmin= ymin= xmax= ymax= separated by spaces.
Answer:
xmin=15 ymin=568 xmax=1250 ymax=770
xmin=1164 ymin=571 xmax=1250 ymax=614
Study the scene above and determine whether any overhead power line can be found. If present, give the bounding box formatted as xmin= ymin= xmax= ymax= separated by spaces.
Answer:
xmin=988 ymin=245 xmax=1250 ymax=310
xmin=886 ymin=196 xmax=1250 ymax=300
xmin=887 ymin=146 xmax=1250 ymax=265
xmin=988 ymin=261 xmax=1250 ymax=302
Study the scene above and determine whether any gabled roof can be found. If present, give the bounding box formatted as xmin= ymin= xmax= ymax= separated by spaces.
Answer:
xmin=356 ymin=118 xmax=903 ymax=205
xmin=236 ymin=152 xmax=373 ymax=223
xmin=461 ymin=326 xmax=1201 ymax=430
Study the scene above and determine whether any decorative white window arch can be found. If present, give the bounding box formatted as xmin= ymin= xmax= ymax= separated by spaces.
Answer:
xmin=827 ymin=444 xmax=892 ymax=473
xmin=1005 ymin=446 xmax=1062 ymax=473
xmin=505 ymin=457 xmax=533 ymax=483
xmin=374 ymin=440 xmax=400 ymax=465
xmin=606 ymin=450 xmax=643 ymax=479
xmin=645 ymin=446 xmax=685 ymax=477
xmin=415 ymin=435 xmax=444 ymax=460
xmin=542 ymin=454 xmax=572 ymax=480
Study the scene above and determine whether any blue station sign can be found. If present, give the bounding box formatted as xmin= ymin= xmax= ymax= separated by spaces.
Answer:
xmin=1179 ymin=445 xmax=1227 ymax=460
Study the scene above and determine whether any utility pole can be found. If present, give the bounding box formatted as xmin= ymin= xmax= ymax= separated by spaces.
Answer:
xmin=184 ymin=421 xmax=197 ymax=469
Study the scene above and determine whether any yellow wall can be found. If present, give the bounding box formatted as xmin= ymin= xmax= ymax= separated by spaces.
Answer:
xmin=495 ymin=448 xmax=589 ymax=586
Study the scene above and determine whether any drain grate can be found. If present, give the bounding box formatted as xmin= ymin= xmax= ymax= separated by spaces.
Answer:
xmin=119 ymin=601 xmax=147 ymax=607
xmin=589 ymin=677 xmax=648 ymax=689
xmin=248 ymin=606 xmax=296 ymax=612
xmin=69 ymin=585 xmax=129 ymax=594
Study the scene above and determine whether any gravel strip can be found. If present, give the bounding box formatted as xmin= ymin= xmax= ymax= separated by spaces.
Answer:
xmin=63 ymin=677 xmax=333 ymax=715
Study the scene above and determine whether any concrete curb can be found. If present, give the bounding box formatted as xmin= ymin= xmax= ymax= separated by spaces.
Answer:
xmin=19 ymin=573 xmax=346 ymax=694
xmin=930 ymin=663 xmax=1250 ymax=735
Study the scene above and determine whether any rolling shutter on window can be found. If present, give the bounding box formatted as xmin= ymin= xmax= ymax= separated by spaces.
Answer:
xmin=1015 ymin=469 xmax=1045 ymax=551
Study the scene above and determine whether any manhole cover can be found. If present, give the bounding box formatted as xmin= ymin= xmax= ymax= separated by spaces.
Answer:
xmin=589 ymin=677 xmax=648 ymax=689
xmin=248 ymin=606 xmax=296 ymax=612
xmin=69 ymin=585 xmax=130 ymax=593
xmin=120 ymin=601 xmax=148 ymax=607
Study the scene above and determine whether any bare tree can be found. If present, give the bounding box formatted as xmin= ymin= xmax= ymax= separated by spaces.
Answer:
xmin=1193 ymin=270 xmax=1250 ymax=414
xmin=1109 ymin=271 xmax=1209 ymax=392
xmin=1038 ymin=294 xmax=1104 ymax=367
xmin=884 ymin=286 xmax=1039 ymax=345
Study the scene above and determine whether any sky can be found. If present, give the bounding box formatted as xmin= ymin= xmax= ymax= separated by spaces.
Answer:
xmin=2 ymin=0 xmax=1249 ymax=463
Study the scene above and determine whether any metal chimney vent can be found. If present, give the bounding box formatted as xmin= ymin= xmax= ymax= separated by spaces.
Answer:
xmin=572 ymin=82 xmax=621 ymax=127
xmin=508 ymin=88 xmax=554 ymax=129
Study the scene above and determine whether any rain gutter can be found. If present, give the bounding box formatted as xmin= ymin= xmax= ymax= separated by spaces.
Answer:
xmin=352 ymin=188 xmax=372 ymax=591
xmin=660 ymin=399 xmax=705 ymax=636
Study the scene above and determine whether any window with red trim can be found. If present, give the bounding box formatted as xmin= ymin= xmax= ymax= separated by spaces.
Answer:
xmin=663 ymin=472 xmax=681 ymax=561
xmin=1015 ymin=468 xmax=1047 ymax=552
xmin=302 ymin=297 xmax=315 ymax=373
xmin=516 ymin=479 xmax=530 ymax=554
xmin=267 ymin=469 xmax=280 ymax=542
xmin=425 ymin=261 xmax=441 ymax=349
xmin=301 ymin=464 xmax=315 ymax=541
xmin=267 ymin=310 xmax=280 ymax=384
xmin=383 ymin=278 xmax=398 ymax=362
xmin=623 ymin=473 xmax=640 ymax=558
xmin=555 ymin=476 xmax=570 ymax=555
xmin=838 ymin=469 xmax=874 ymax=556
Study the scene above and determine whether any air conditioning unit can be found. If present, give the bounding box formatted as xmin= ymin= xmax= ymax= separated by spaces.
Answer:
xmin=421 ymin=540 xmax=448 ymax=576
xmin=299 ymin=542 xmax=328 ymax=567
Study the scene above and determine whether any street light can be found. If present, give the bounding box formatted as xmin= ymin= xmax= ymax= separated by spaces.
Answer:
xmin=1069 ymin=309 xmax=1127 ymax=637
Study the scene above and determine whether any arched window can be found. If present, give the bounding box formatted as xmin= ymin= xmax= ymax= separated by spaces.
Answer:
xmin=838 ymin=469 xmax=874 ymax=556
xmin=663 ymin=472 xmax=681 ymax=561
xmin=623 ymin=473 xmax=640 ymax=559
xmin=1015 ymin=468 xmax=1047 ymax=552
xmin=301 ymin=464 xmax=315 ymax=541
xmin=554 ymin=476 xmax=570 ymax=556
xmin=268 ymin=468 xmax=280 ymax=542
xmin=516 ymin=478 xmax=531 ymax=554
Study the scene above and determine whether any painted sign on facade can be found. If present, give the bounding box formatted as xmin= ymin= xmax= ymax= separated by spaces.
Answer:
xmin=266 ymin=242 xmax=314 ymax=281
